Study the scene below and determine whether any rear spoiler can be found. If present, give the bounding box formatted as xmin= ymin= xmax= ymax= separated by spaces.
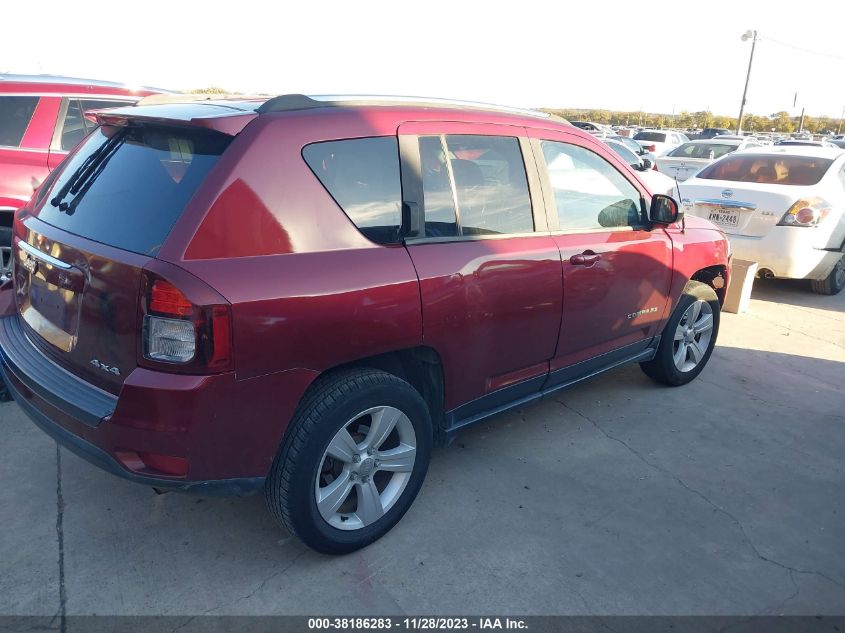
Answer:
xmin=83 ymin=97 xmax=261 ymax=136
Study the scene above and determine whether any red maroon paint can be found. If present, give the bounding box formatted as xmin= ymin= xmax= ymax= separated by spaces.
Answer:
xmin=0 ymin=96 xmax=730 ymax=492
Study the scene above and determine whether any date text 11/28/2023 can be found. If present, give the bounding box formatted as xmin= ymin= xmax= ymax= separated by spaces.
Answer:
xmin=307 ymin=617 xmax=528 ymax=630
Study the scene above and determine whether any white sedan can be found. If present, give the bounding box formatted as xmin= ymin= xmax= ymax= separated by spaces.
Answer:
xmin=656 ymin=138 xmax=762 ymax=181
xmin=632 ymin=129 xmax=689 ymax=156
xmin=679 ymin=146 xmax=845 ymax=294
xmin=602 ymin=139 xmax=678 ymax=195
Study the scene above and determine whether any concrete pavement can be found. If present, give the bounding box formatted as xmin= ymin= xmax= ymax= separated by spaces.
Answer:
xmin=1 ymin=279 xmax=843 ymax=616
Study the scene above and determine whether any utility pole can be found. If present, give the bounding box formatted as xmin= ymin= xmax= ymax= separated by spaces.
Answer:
xmin=736 ymin=30 xmax=758 ymax=135
xmin=839 ymin=105 xmax=845 ymax=135
xmin=798 ymin=107 xmax=806 ymax=134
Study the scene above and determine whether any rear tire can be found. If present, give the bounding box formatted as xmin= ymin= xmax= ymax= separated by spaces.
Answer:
xmin=640 ymin=281 xmax=720 ymax=386
xmin=810 ymin=256 xmax=845 ymax=296
xmin=264 ymin=368 xmax=432 ymax=555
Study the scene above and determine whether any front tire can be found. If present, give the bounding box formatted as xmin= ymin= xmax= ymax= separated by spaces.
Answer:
xmin=810 ymin=255 xmax=845 ymax=296
xmin=640 ymin=281 xmax=720 ymax=386
xmin=264 ymin=368 xmax=432 ymax=555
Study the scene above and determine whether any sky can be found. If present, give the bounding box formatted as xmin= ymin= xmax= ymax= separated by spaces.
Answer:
xmin=4 ymin=0 xmax=844 ymax=118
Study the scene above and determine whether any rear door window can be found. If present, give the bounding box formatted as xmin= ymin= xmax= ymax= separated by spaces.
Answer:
xmin=56 ymin=99 xmax=137 ymax=151
xmin=417 ymin=134 xmax=534 ymax=237
xmin=444 ymin=135 xmax=533 ymax=236
xmin=303 ymin=137 xmax=402 ymax=244
xmin=59 ymin=100 xmax=87 ymax=150
xmin=34 ymin=125 xmax=230 ymax=256
xmin=0 ymin=96 xmax=39 ymax=147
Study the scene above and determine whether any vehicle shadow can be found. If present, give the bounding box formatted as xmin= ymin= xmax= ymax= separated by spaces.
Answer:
xmin=750 ymin=276 xmax=845 ymax=311
xmin=19 ymin=343 xmax=842 ymax=615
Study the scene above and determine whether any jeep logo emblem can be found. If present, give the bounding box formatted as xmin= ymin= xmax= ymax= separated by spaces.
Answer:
xmin=21 ymin=256 xmax=38 ymax=274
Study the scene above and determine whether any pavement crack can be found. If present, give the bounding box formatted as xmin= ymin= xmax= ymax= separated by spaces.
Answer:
xmin=765 ymin=569 xmax=801 ymax=615
xmin=54 ymin=446 xmax=67 ymax=633
xmin=202 ymin=548 xmax=308 ymax=614
xmin=555 ymin=398 xmax=845 ymax=592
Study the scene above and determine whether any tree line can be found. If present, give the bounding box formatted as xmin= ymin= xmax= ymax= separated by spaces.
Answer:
xmin=542 ymin=108 xmax=843 ymax=134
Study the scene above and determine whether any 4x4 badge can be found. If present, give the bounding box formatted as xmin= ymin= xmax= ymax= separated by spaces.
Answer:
xmin=90 ymin=359 xmax=120 ymax=376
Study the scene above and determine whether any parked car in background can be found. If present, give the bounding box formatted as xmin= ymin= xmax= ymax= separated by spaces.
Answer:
xmin=775 ymin=139 xmax=838 ymax=148
xmin=569 ymin=121 xmax=613 ymax=137
xmin=829 ymin=139 xmax=845 ymax=149
xmin=681 ymin=146 xmax=845 ymax=294
xmin=603 ymin=139 xmax=676 ymax=194
xmin=0 ymin=74 xmax=165 ymax=282
xmin=656 ymin=138 xmax=761 ymax=181
xmin=0 ymin=94 xmax=730 ymax=554
xmin=607 ymin=134 xmax=653 ymax=160
xmin=696 ymin=128 xmax=732 ymax=140
xmin=633 ymin=129 xmax=689 ymax=156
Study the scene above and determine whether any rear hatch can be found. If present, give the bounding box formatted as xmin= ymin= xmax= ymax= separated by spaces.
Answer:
xmin=12 ymin=123 xmax=231 ymax=394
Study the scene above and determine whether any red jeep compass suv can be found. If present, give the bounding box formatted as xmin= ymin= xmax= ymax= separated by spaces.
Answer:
xmin=0 ymin=74 xmax=164 ymax=283
xmin=0 ymin=95 xmax=730 ymax=553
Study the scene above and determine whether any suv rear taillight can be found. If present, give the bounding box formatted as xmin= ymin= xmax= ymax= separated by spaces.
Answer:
xmin=644 ymin=144 xmax=656 ymax=152
xmin=140 ymin=274 xmax=233 ymax=374
xmin=777 ymin=198 xmax=833 ymax=227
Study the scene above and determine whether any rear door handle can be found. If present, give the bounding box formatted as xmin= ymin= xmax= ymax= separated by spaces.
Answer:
xmin=569 ymin=251 xmax=601 ymax=267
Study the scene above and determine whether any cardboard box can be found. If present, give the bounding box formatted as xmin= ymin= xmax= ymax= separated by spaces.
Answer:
xmin=722 ymin=259 xmax=758 ymax=314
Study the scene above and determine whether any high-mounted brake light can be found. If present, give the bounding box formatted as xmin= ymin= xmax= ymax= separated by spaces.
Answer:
xmin=777 ymin=198 xmax=832 ymax=227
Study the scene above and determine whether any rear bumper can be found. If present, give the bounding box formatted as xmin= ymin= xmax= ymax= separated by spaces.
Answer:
xmin=728 ymin=228 xmax=842 ymax=280
xmin=0 ymin=314 xmax=319 ymax=495
xmin=4 ymin=381 xmax=263 ymax=496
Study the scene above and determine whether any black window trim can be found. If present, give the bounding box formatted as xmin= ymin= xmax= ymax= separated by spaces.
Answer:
xmin=531 ymin=136 xmax=650 ymax=234
xmin=400 ymin=129 xmax=547 ymax=245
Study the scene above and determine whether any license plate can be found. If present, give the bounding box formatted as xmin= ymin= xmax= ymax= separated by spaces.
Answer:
xmin=707 ymin=208 xmax=740 ymax=228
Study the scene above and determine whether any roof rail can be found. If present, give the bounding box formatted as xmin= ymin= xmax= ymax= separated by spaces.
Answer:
xmin=136 ymin=93 xmax=266 ymax=107
xmin=0 ymin=73 xmax=173 ymax=93
xmin=256 ymin=94 xmax=556 ymax=119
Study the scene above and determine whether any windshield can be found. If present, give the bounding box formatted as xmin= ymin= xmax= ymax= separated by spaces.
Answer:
xmin=606 ymin=142 xmax=639 ymax=166
xmin=34 ymin=125 xmax=230 ymax=256
xmin=633 ymin=132 xmax=666 ymax=143
xmin=696 ymin=154 xmax=833 ymax=186
xmin=668 ymin=143 xmax=738 ymax=159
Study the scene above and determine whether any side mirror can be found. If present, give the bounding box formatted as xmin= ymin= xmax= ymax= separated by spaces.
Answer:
xmin=641 ymin=157 xmax=653 ymax=170
xmin=649 ymin=194 xmax=682 ymax=225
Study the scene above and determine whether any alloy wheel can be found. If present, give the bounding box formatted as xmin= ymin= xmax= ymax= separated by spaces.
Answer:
xmin=315 ymin=406 xmax=417 ymax=531
xmin=672 ymin=299 xmax=714 ymax=372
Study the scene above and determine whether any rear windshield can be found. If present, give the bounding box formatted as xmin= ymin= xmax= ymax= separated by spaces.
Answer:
xmin=33 ymin=125 xmax=230 ymax=256
xmin=668 ymin=143 xmax=738 ymax=159
xmin=633 ymin=131 xmax=666 ymax=143
xmin=696 ymin=154 xmax=833 ymax=186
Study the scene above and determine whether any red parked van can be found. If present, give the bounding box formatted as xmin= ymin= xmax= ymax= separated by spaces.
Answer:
xmin=0 ymin=95 xmax=730 ymax=553
xmin=0 ymin=74 xmax=164 ymax=282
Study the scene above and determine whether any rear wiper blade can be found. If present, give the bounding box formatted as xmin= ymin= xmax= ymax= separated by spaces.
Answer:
xmin=50 ymin=130 xmax=126 ymax=210
xmin=63 ymin=138 xmax=123 ymax=217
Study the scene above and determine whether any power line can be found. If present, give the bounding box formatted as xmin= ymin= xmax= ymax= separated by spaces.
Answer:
xmin=763 ymin=36 xmax=845 ymax=62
